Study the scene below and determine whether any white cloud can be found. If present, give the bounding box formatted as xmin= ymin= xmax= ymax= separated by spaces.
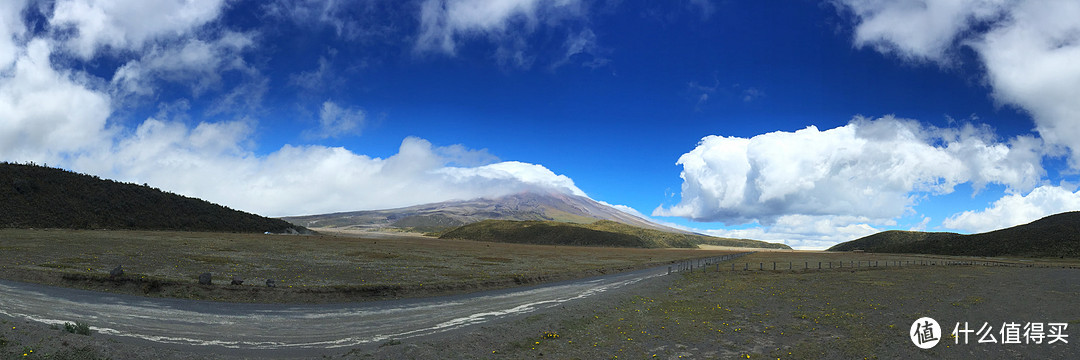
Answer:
xmin=435 ymin=161 xmax=587 ymax=198
xmin=741 ymin=87 xmax=764 ymax=103
xmin=705 ymin=215 xmax=881 ymax=250
xmin=550 ymin=28 xmax=608 ymax=69
xmin=909 ymin=216 xmax=931 ymax=232
xmin=63 ymin=119 xmax=586 ymax=217
xmin=597 ymin=201 xmax=652 ymax=222
xmin=654 ymin=116 xmax=1044 ymax=226
xmin=415 ymin=0 xmax=592 ymax=68
xmin=835 ymin=0 xmax=1080 ymax=166
xmin=111 ymin=31 xmax=257 ymax=97
xmin=0 ymin=0 xmax=29 ymax=70
xmin=49 ymin=0 xmax=228 ymax=59
xmin=943 ymin=185 xmax=1080 ymax=233
xmin=265 ymin=0 xmax=348 ymax=34
xmin=837 ymin=0 xmax=1009 ymax=63
xmin=304 ymin=100 xmax=365 ymax=139
xmin=290 ymin=51 xmax=338 ymax=92
xmin=973 ymin=1 xmax=1080 ymax=167
xmin=0 ymin=0 xmax=595 ymax=221
xmin=0 ymin=39 xmax=112 ymax=162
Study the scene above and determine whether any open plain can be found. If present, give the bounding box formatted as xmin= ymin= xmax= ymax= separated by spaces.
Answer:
xmin=1 ymin=233 xmax=1077 ymax=359
xmin=0 ymin=228 xmax=738 ymax=303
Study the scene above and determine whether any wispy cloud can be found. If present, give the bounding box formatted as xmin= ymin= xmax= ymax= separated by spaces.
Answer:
xmin=49 ymin=0 xmax=229 ymax=59
xmin=414 ymin=0 xmax=598 ymax=69
xmin=304 ymin=100 xmax=366 ymax=140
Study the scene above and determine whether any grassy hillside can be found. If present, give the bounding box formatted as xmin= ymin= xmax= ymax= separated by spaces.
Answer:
xmin=0 ymin=163 xmax=306 ymax=233
xmin=827 ymin=230 xmax=960 ymax=252
xmin=440 ymin=220 xmax=792 ymax=249
xmin=828 ymin=211 xmax=1080 ymax=257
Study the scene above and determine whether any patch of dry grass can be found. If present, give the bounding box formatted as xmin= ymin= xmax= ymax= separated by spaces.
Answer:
xmin=0 ymin=228 xmax=737 ymax=303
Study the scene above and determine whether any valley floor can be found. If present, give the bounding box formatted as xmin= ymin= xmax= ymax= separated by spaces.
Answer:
xmin=359 ymin=257 xmax=1080 ymax=359
xmin=2 ymin=252 xmax=1077 ymax=359
xmin=0 ymin=228 xmax=737 ymax=304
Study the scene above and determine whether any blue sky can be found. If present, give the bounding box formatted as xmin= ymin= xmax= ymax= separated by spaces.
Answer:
xmin=3 ymin=0 xmax=1080 ymax=249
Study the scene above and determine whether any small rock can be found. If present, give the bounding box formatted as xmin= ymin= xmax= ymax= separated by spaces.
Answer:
xmin=230 ymin=276 xmax=244 ymax=286
xmin=198 ymin=272 xmax=212 ymax=285
xmin=265 ymin=279 xmax=276 ymax=288
xmin=109 ymin=265 xmax=123 ymax=278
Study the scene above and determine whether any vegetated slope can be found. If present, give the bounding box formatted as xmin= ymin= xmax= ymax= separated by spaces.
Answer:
xmin=0 ymin=163 xmax=306 ymax=233
xmin=827 ymin=231 xmax=960 ymax=252
xmin=827 ymin=211 xmax=1080 ymax=257
xmin=439 ymin=219 xmax=792 ymax=249
xmin=282 ymin=191 xmax=684 ymax=234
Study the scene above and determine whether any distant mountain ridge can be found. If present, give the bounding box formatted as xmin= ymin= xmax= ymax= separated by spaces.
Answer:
xmin=282 ymin=191 xmax=685 ymax=234
xmin=828 ymin=211 xmax=1080 ymax=258
xmin=1 ymin=163 xmax=306 ymax=233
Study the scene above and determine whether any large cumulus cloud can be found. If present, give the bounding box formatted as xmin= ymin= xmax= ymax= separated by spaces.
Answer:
xmin=71 ymin=123 xmax=586 ymax=216
xmin=838 ymin=0 xmax=1080 ymax=164
xmin=654 ymin=116 xmax=1043 ymax=227
xmin=0 ymin=0 xmax=591 ymax=218
xmin=833 ymin=0 xmax=1080 ymax=233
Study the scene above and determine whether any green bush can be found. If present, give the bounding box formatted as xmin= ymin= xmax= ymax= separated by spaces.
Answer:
xmin=64 ymin=321 xmax=92 ymax=336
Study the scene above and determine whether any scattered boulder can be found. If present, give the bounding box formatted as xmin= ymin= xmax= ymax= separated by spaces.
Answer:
xmin=230 ymin=276 xmax=244 ymax=286
xmin=109 ymin=265 xmax=123 ymax=278
xmin=198 ymin=272 xmax=212 ymax=285
xmin=265 ymin=279 xmax=276 ymax=288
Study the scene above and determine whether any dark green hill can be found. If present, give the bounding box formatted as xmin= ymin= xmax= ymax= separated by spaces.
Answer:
xmin=828 ymin=211 xmax=1080 ymax=257
xmin=1 ymin=163 xmax=306 ymax=233
xmin=827 ymin=230 xmax=960 ymax=252
xmin=439 ymin=219 xmax=792 ymax=249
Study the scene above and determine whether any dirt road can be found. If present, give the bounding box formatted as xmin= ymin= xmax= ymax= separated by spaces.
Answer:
xmin=0 ymin=262 xmax=682 ymax=358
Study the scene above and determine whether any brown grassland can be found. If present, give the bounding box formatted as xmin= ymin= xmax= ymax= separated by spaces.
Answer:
xmin=2 ymin=229 xmax=1079 ymax=359
xmin=0 ymin=228 xmax=740 ymax=303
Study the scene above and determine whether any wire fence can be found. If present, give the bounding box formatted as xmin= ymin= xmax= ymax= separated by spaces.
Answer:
xmin=669 ymin=252 xmax=1080 ymax=274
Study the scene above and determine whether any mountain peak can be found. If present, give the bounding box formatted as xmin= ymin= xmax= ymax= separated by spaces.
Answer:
xmin=282 ymin=191 xmax=679 ymax=234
